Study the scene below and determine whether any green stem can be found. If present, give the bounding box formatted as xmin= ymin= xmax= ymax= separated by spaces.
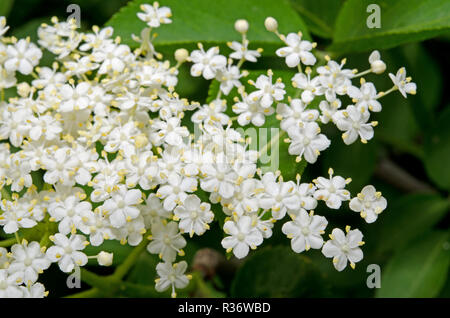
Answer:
xmin=0 ymin=237 xmax=16 ymax=247
xmin=80 ymin=268 xmax=117 ymax=291
xmin=112 ymin=238 xmax=148 ymax=280
xmin=65 ymin=288 xmax=102 ymax=298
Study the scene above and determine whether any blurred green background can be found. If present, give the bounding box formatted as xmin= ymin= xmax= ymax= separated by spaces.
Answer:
xmin=2 ymin=0 xmax=449 ymax=298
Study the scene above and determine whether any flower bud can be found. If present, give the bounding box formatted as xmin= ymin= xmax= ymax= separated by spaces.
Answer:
xmin=97 ymin=251 xmax=113 ymax=266
xmin=264 ymin=17 xmax=278 ymax=32
xmin=17 ymin=82 xmax=31 ymax=97
xmin=234 ymin=19 xmax=249 ymax=34
xmin=174 ymin=48 xmax=189 ymax=63
xmin=371 ymin=60 xmax=386 ymax=74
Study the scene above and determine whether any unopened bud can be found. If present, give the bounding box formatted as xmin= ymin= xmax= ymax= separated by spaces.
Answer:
xmin=234 ymin=19 xmax=249 ymax=34
xmin=264 ymin=17 xmax=278 ymax=32
xmin=371 ymin=60 xmax=386 ymax=74
xmin=97 ymin=251 xmax=113 ymax=266
xmin=174 ymin=48 xmax=189 ymax=63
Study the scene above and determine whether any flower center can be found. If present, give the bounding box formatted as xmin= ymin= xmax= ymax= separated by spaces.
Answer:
xmin=64 ymin=246 xmax=73 ymax=254
xmin=24 ymin=258 xmax=33 ymax=266
xmin=190 ymin=211 xmax=197 ymax=218
xmin=341 ymin=244 xmax=349 ymax=253
xmin=301 ymin=227 xmax=310 ymax=236
xmin=237 ymin=232 xmax=245 ymax=241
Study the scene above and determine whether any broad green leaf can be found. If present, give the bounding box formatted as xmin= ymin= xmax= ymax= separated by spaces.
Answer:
xmin=322 ymin=134 xmax=377 ymax=194
xmin=231 ymin=245 xmax=327 ymax=297
xmin=329 ymin=0 xmax=450 ymax=53
xmin=376 ymin=231 xmax=450 ymax=297
xmin=289 ymin=0 xmax=344 ymax=39
xmin=106 ymin=0 xmax=310 ymax=53
xmin=424 ymin=107 xmax=450 ymax=190
xmin=367 ymin=193 xmax=449 ymax=257
xmin=84 ymin=240 xmax=133 ymax=266
xmin=205 ymin=69 xmax=307 ymax=180
xmin=0 ymin=0 xmax=14 ymax=17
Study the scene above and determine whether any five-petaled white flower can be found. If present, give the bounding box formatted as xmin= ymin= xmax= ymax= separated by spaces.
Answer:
xmin=248 ymin=71 xmax=286 ymax=108
xmin=4 ymin=39 xmax=42 ymax=75
xmin=174 ymin=195 xmax=214 ymax=237
xmin=389 ymin=67 xmax=417 ymax=98
xmin=313 ymin=168 xmax=351 ymax=209
xmin=322 ymin=227 xmax=364 ymax=271
xmin=282 ymin=209 xmax=328 ymax=253
xmin=137 ymin=2 xmax=172 ymax=28
xmin=147 ymin=221 xmax=186 ymax=262
xmin=334 ymin=105 xmax=376 ymax=145
xmin=155 ymin=261 xmax=190 ymax=298
xmin=46 ymin=233 xmax=89 ymax=273
xmin=349 ymin=185 xmax=387 ymax=223
xmin=221 ymin=215 xmax=263 ymax=259
xmin=190 ymin=45 xmax=226 ymax=80
xmin=276 ymin=32 xmax=316 ymax=67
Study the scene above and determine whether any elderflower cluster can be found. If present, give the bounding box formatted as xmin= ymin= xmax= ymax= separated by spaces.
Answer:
xmin=0 ymin=3 xmax=415 ymax=298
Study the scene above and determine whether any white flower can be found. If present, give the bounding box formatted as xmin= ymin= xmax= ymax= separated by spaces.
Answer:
xmin=0 ymin=108 xmax=31 ymax=147
xmin=282 ymin=210 xmax=328 ymax=253
xmin=389 ymin=67 xmax=417 ymax=98
xmin=21 ymin=282 xmax=48 ymax=298
xmin=0 ymin=269 xmax=23 ymax=298
xmin=349 ymin=185 xmax=387 ymax=223
xmin=190 ymin=45 xmax=226 ymax=80
xmin=233 ymin=94 xmax=274 ymax=127
xmin=137 ymin=2 xmax=172 ymax=28
xmin=102 ymin=186 xmax=142 ymax=228
xmin=58 ymin=82 xmax=91 ymax=112
xmin=319 ymin=99 xmax=341 ymax=124
xmin=317 ymin=60 xmax=354 ymax=101
xmin=140 ymin=193 xmax=172 ymax=227
xmin=8 ymin=240 xmax=51 ymax=284
xmin=147 ymin=221 xmax=186 ymax=262
xmin=200 ymin=152 xmax=237 ymax=199
xmin=41 ymin=147 xmax=78 ymax=186
xmin=347 ymin=82 xmax=382 ymax=112
xmin=104 ymin=121 xmax=140 ymax=156
xmin=221 ymin=215 xmax=263 ymax=259
xmin=151 ymin=117 xmax=189 ymax=147
xmin=93 ymin=43 xmax=132 ymax=74
xmin=48 ymin=194 xmax=92 ymax=235
xmin=192 ymin=100 xmax=230 ymax=127
xmin=292 ymin=179 xmax=317 ymax=211
xmin=4 ymin=39 xmax=42 ymax=75
xmin=322 ymin=227 xmax=364 ymax=271
xmin=0 ymin=200 xmax=37 ymax=234
xmin=313 ymin=168 xmax=351 ymax=209
xmin=334 ymin=105 xmax=375 ymax=145
xmin=174 ymin=195 xmax=213 ymax=237
xmin=276 ymin=98 xmax=319 ymax=131
xmin=286 ymin=121 xmax=330 ymax=164
xmin=155 ymin=261 xmax=190 ymax=298
xmin=276 ymin=32 xmax=316 ymax=67
xmin=124 ymin=151 xmax=159 ymax=190
xmin=46 ymin=233 xmax=89 ymax=273
xmin=259 ymin=175 xmax=299 ymax=220
xmin=157 ymin=173 xmax=197 ymax=211
xmin=292 ymin=70 xmax=323 ymax=104
xmin=79 ymin=26 xmax=114 ymax=51
xmin=216 ymin=64 xmax=243 ymax=95
xmin=221 ymin=178 xmax=261 ymax=217
xmin=0 ymin=16 xmax=9 ymax=37
xmin=248 ymin=72 xmax=286 ymax=108
xmin=113 ymin=216 xmax=146 ymax=246
xmin=228 ymin=40 xmax=260 ymax=62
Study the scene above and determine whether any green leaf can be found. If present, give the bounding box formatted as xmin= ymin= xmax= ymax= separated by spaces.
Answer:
xmin=84 ymin=240 xmax=133 ymax=266
xmin=376 ymin=231 xmax=450 ymax=297
xmin=329 ymin=0 xmax=450 ymax=53
xmin=206 ymin=69 xmax=307 ymax=180
xmin=424 ymin=107 xmax=450 ymax=190
xmin=322 ymin=135 xmax=377 ymax=194
xmin=289 ymin=0 xmax=344 ymax=39
xmin=367 ymin=193 xmax=449 ymax=257
xmin=106 ymin=0 xmax=310 ymax=53
xmin=0 ymin=0 xmax=14 ymax=17
xmin=231 ymin=245 xmax=327 ymax=297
